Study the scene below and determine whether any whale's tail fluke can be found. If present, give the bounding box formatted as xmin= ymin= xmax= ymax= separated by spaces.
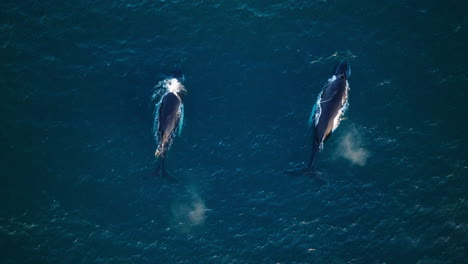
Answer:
xmin=334 ymin=60 xmax=351 ymax=78
xmin=154 ymin=157 xmax=178 ymax=183
xmin=284 ymin=166 xmax=323 ymax=182
xmin=285 ymin=142 xmax=321 ymax=177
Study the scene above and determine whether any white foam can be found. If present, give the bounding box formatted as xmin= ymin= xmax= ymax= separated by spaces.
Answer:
xmin=187 ymin=195 xmax=207 ymax=225
xmin=165 ymin=78 xmax=184 ymax=93
xmin=170 ymin=190 xmax=210 ymax=233
xmin=336 ymin=127 xmax=369 ymax=166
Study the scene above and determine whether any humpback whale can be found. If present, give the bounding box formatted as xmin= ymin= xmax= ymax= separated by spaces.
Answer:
xmin=288 ymin=61 xmax=351 ymax=174
xmin=153 ymin=70 xmax=185 ymax=178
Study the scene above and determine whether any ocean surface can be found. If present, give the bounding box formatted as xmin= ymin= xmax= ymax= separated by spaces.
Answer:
xmin=1 ymin=0 xmax=467 ymax=263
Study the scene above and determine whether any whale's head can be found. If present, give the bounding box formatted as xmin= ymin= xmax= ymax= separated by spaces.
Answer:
xmin=334 ymin=60 xmax=351 ymax=79
xmin=165 ymin=68 xmax=186 ymax=95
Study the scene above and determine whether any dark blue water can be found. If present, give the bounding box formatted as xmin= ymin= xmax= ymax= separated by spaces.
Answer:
xmin=1 ymin=0 xmax=467 ymax=263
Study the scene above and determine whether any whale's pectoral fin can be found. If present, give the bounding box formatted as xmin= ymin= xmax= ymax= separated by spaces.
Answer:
xmin=177 ymin=104 xmax=184 ymax=136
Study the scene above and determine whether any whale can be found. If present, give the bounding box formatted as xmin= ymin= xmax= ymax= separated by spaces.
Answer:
xmin=153 ymin=70 xmax=185 ymax=178
xmin=288 ymin=61 xmax=351 ymax=175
